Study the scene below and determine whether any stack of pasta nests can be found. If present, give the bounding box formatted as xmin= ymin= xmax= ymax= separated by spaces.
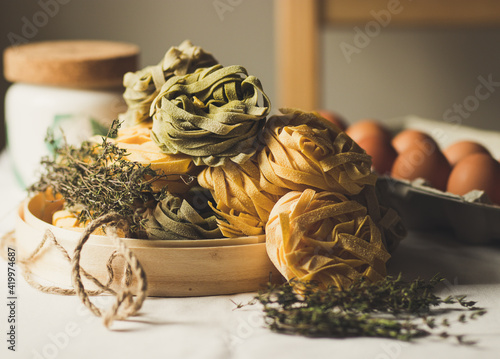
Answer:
xmin=54 ymin=40 xmax=406 ymax=290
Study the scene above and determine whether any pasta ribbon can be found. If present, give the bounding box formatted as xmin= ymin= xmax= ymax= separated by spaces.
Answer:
xmin=113 ymin=123 xmax=196 ymax=193
xmin=143 ymin=192 xmax=222 ymax=240
xmin=119 ymin=40 xmax=218 ymax=126
xmin=150 ymin=64 xmax=270 ymax=167
xmin=211 ymin=208 xmax=265 ymax=238
xmin=198 ymin=159 xmax=279 ymax=237
xmin=266 ymin=189 xmax=391 ymax=290
xmin=258 ymin=109 xmax=376 ymax=196
xmin=351 ymin=185 xmax=407 ymax=253
xmin=52 ymin=209 xmax=128 ymax=238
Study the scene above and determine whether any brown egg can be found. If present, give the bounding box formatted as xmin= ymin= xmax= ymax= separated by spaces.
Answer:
xmin=316 ymin=110 xmax=347 ymax=131
xmin=446 ymin=152 xmax=500 ymax=205
xmin=392 ymin=129 xmax=437 ymax=154
xmin=345 ymin=119 xmax=392 ymax=144
xmin=391 ymin=143 xmax=451 ymax=191
xmin=356 ymin=135 xmax=398 ymax=175
xmin=443 ymin=140 xmax=490 ymax=167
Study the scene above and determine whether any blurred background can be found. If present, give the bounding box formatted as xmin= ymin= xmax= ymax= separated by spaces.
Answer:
xmin=1 ymin=0 xmax=500 ymax=152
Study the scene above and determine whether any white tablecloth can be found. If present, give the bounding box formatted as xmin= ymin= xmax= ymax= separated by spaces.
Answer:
xmin=1 ymin=150 xmax=499 ymax=359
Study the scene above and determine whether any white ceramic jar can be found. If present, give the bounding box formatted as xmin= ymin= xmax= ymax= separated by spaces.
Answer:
xmin=3 ymin=40 xmax=139 ymax=187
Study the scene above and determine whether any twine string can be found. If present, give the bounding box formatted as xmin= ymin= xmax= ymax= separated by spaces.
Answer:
xmin=71 ymin=213 xmax=148 ymax=327
xmin=0 ymin=212 xmax=148 ymax=328
xmin=19 ymin=229 xmax=110 ymax=296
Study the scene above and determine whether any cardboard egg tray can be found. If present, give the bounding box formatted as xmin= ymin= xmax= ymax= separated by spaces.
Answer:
xmin=377 ymin=116 xmax=500 ymax=244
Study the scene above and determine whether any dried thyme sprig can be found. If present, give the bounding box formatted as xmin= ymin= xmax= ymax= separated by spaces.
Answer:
xmin=249 ymin=274 xmax=486 ymax=343
xmin=29 ymin=120 xmax=168 ymax=237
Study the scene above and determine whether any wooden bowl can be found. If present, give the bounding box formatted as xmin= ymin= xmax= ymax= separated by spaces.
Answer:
xmin=16 ymin=193 xmax=281 ymax=296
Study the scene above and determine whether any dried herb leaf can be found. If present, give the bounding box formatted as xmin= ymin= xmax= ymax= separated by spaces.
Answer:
xmin=246 ymin=274 xmax=485 ymax=344
xmin=29 ymin=120 xmax=168 ymax=237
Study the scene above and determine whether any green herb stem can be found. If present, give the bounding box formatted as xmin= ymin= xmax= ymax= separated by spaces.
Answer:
xmin=248 ymin=274 xmax=486 ymax=344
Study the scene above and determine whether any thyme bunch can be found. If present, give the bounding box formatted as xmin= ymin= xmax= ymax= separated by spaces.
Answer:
xmin=249 ymin=274 xmax=486 ymax=343
xmin=30 ymin=120 xmax=168 ymax=237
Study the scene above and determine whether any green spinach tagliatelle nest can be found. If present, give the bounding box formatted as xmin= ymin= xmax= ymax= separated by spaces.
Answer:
xmin=150 ymin=64 xmax=271 ymax=167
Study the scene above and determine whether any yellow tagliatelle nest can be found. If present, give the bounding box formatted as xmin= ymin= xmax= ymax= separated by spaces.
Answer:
xmin=112 ymin=123 xmax=196 ymax=193
xmin=258 ymin=109 xmax=376 ymax=196
xmin=198 ymin=159 xmax=279 ymax=237
xmin=266 ymin=188 xmax=391 ymax=289
xmin=196 ymin=108 xmax=382 ymax=239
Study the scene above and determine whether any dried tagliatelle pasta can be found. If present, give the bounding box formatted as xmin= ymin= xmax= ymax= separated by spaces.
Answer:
xmin=351 ymin=185 xmax=407 ymax=253
xmin=150 ymin=64 xmax=270 ymax=167
xmin=198 ymin=159 xmax=279 ymax=237
xmin=112 ymin=122 xmax=196 ymax=193
xmin=266 ymin=189 xmax=391 ymax=290
xmin=119 ymin=40 xmax=218 ymax=126
xmin=143 ymin=191 xmax=222 ymax=240
xmin=258 ymin=109 xmax=376 ymax=196
xmin=52 ymin=209 xmax=128 ymax=238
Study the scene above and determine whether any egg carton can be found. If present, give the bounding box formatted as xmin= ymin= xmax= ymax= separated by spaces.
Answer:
xmin=384 ymin=115 xmax=500 ymax=159
xmin=377 ymin=116 xmax=500 ymax=244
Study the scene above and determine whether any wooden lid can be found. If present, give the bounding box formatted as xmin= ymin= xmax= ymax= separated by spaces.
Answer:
xmin=3 ymin=40 xmax=140 ymax=88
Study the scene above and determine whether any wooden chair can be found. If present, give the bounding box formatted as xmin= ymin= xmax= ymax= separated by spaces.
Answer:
xmin=275 ymin=0 xmax=500 ymax=111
